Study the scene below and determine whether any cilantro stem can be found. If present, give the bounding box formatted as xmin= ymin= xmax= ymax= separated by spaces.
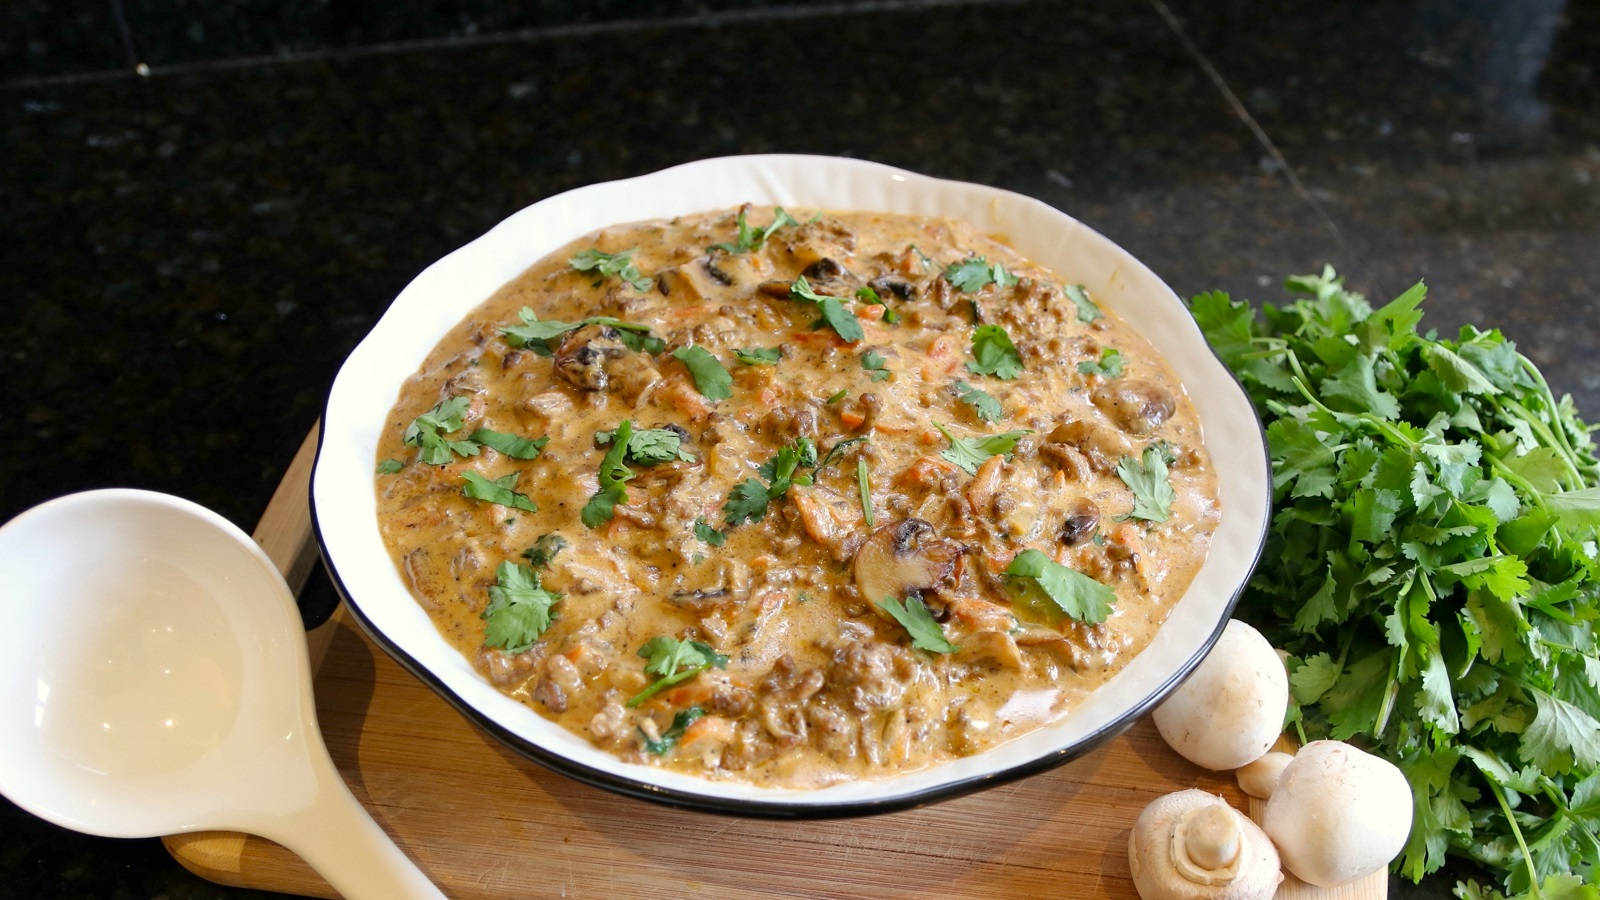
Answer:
xmin=1478 ymin=769 xmax=1544 ymax=900
xmin=1518 ymin=352 xmax=1595 ymax=480
xmin=625 ymin=663 xmax=710 ymax=708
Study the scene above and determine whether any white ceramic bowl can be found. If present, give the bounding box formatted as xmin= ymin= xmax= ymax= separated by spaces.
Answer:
xmin=311 ymin=154 xmax=1271 ymax=817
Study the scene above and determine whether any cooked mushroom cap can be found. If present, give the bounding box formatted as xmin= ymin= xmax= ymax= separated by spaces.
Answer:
xmin=853 ymin=519 xmax=961 ymax=613
xmin=1152 ymin=619 xmax=1288 ymax=771
xmin=1236 ymin=750 xmax=1294 ymax=799
xmin=1128 ymin=789 xmax=1281 ymax=900
xmin=1262 ymin=740 xmax=1413 ymax=887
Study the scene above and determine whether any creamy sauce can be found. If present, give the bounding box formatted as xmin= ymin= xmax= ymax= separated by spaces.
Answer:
xmin=375 ymin=206 xmax=1219 ymax=787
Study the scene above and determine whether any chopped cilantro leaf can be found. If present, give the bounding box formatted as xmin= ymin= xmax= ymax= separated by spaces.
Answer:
xmin=954 ymin=380 xmax=1003 ymax=423
xmin=826 ymin=388 xmax=848 ymax=404
xmin=693 ymin=517 xmax=727 ymax=546
xmin=876 ymin=596 xmax=958 ymax=653
xmin=671 ymin=346 xmax=733 ymax=400
xmin=710 ymin=206 xmax=799 ymax=254
xmin=461 ymin=471 xmax=538 ymax=512
xmin=376 ymin=458 xmax=404 ymax=474
xmin=966 ymin=324 xmax=1024 ymax=379
xmin=723 ymin=439 xmax=817 ymax=527
xmin=935 ymin=424 xmax=1030 ymax=475
xmin=403 ymin=396 xmax=480 ymax=465
xmin=582 ymin=420 xmax=638 ymax=528
xmin=521 ymin=533 xmax=566 ymax=568
xmin=1064 ymin=283 xmax=1102 ymax=323
xmin=721 ymin=478 xmax=771 ymax=528
xmin=481 ymin=561 xmax=560 ymax=653
xmin=469 ymin=428 xmax=549 ymax=460
xmin=790 ymin=275 xmax=864 ymax=343
xmin=733 ymin=346 xmax=782 ymax=366
xmin=855 ymin=285 xmax=900 ymax=325
xmin=944 ymin=256 xmax=1018 ymax=293
xmin=1077 ymin=347 xmax=1125 ymax=378
xmin=1116 ymin=445 xmax=1175 ymax=522
xmin=596 ymin=425 xmax=694 ymax=465
xmin=627 ymin=636 xmax=728 ymax=707
xmin=861 ymin=349 xmax=891 ymax=382
xmin=569 ymin=247 xmax=653 ymax=291
xmin=640 ymin=706 xmax=706 ymax=755
xmin=498 ymin=308 xmax=663 ymax=355
xmin=1004 ymin=549 xmax=1116 ymax=624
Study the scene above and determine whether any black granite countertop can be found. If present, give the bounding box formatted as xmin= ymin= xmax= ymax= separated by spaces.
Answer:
xmin=3 ymin=0 xmax=1596 ymax=896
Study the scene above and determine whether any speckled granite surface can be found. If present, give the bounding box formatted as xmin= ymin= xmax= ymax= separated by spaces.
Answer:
xmin=2 ymin=0 xmax=1595 ymax=896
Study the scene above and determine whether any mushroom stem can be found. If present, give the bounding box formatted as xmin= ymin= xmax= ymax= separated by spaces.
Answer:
xmin=1172 ymin=802 xmax=1242 ymax=885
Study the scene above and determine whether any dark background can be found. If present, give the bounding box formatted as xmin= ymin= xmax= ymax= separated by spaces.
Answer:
xmin=2 ymin=0 xmax=1596 ymax=896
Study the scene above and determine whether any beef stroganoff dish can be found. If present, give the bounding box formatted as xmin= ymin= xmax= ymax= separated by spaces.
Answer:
xmin=374 ymin=205 xmax=1219 ymax=788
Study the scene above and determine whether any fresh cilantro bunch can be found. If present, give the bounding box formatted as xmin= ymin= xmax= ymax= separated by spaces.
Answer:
xmin=1192 ymin=267 xmax=1600 ymax=898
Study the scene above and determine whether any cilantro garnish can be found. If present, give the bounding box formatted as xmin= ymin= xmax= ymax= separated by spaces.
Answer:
xmin=461 ymin=471 xmax=538 ymax=512
xmin=569 ymin=247 xmax=653 ymax=291
xmin=1076 ymin=347 xmax=1125 ymax=378
xmin=876 ymin=596 xmax=957 ymax=653
xmin=857 ymin=457 xmax=874 ymax=528
xmin=789 ymin=275 xmax=864 ymax=343
xmin=966 ymin=324 xmax=1024 ymax=380
xmin=954 ymin=380 xmax=1003 ymax=423
xmin=627 ymin=636 xmax=729 ymax=707
xmin=403 ymin=396 xmax=480 ymax=465
xmin=1191 ymin=266 xmax=1600 ymax=896
xmin=1064 ymin=283 xmax=1102 ymax=323
xmin=825 ymin=388 xmax=848 ymax=404
xmin=671 ymin=345 xmax=733 ymax=400
xmin=693 ymin=517 xmax=726 ymax=547
xmin=815 ymin=435 xmax=867 ymax=473
xmin=723 ymin=438 xmax=816 ymax=527
xmin=943 ymin=255 xmax=1018 ymax=293
xmin=481 ymin=561 xmax=561 ymax=653
xmin=855 ymin=285 xmax=900 ymax=324
xmin=521 ymin=533 xmax=566 ymax=568
xmin=582 ymin=420 xmax=638 ymax=528
xmin=733 ymin=346 xmax=782 ymax=366
xmin=640 ymin=706 xmax=706 ymax=756
xmin=1004 ymin=549 xmax=1116 ymax=624
xmin=376 ymin=458 xmax=404 ymax=474
xmin=861 ymin=349 xmax=891 ymax=382
xmin=595 ymin=425 xmax=695 ymax=465
xmin=1115 ymin=445 xmax=1175 ymax=522
xmin=710 ymin=206 xmax=799 ymax=254
xmin=469 ymin=428 xmax=549 ymax=460
xmin=935 ymin=424 xmax=1030 ymax=475
xmin=499 ymin=307 xmax=664 ymax=355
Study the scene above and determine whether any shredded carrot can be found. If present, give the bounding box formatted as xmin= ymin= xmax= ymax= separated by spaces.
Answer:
xmin=839 ymin=409 xmax=866 ymax=429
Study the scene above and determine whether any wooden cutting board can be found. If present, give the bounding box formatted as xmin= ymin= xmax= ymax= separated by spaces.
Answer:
xmin=162 ymin=426 xmax=1385 ymax=899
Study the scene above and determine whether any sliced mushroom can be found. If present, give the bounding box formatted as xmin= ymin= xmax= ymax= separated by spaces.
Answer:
xmin=1059 ymin=498 xmax=1100 ymax=545
xmin=853 ymin=519 xmax=962 ymax=612
xmin=553 ymin=324 xmax=629 ymax=391
xmin=1047 ymin=419 xmax=1134 ymax=471
xmin=1091 ymin=378 xmax=1177 ymax=435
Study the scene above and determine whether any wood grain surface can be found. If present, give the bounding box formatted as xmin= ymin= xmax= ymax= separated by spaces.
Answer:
xmin=164 ymin=425 xmax=1385 ymax=899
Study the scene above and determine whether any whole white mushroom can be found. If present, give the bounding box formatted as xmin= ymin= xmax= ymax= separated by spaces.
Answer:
xmin=1128 ymin=789 xmax=1282 ymax=900
xmin=1153 ymin=619 xmax=1288 ymax=770
xmin=1262 ymin=740 xmax=1414 ymax=887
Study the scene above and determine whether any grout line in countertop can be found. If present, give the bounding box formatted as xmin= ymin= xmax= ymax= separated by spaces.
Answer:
xmin=1148 ymin=0 xmax=1348 ymax=253
xmin=1 ymin=0 xmax=1028 ymax=91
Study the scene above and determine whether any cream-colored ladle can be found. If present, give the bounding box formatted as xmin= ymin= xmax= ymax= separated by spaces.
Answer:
xmin=0 ymin=490 xmax=442 ymax=899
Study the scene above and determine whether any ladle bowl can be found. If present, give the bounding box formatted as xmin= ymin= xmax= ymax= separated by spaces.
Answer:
xmin=0 ymin=489 xmax=440 ymax=898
